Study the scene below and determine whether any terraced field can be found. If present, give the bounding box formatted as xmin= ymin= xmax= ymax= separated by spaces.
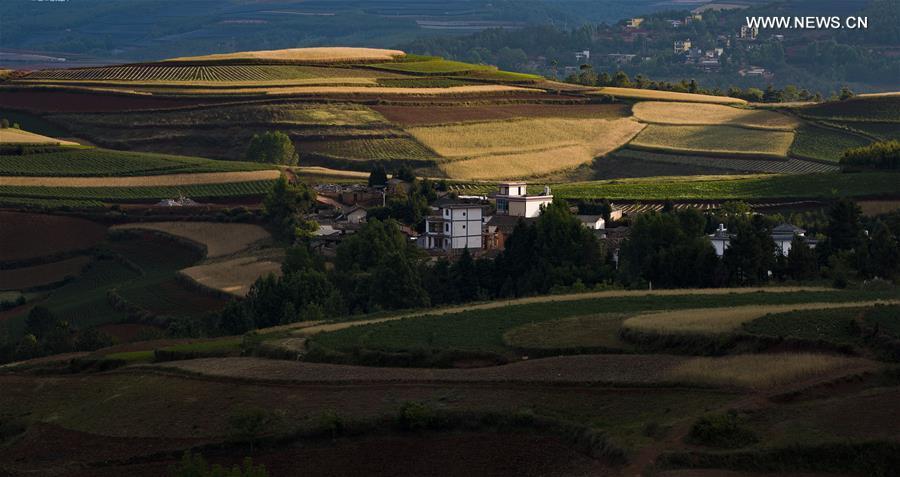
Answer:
xmin=0 ymin=180 xmax=276 ymax=203
xmin=0 ymin=128 xmax=78 ymax=146
xmin=304 ymin=137 xmax=438 ymax=162
xmin=552 ymin=172 xmax=900 ymax=200
xmin=21 ymin=65 xmax=398 ymax=82
xmin=0 ymin=148 xmax=273 ymax=177
xmin=788 ymin=125 xmax=872 ymax=163
xmin=795 ymin=95 xmax=900 ymax=121
xmin=590 ymin=87 xmax=747 ymax=104
xmin=408 ymin=117 xmax=644 ymax=179
xmin=630 ymin=125 xmax=794 ymax=158
xmin=632 ymin=102 xmax=799 ymax=130
xmin=612 ymin=149 xmax=837 ymax=174
xmin=165 ymin=47 xmax=405 ymax=64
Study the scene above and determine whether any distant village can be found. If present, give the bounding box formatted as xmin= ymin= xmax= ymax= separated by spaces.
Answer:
xmin=548 ymin=9 xmax=778 ymax=81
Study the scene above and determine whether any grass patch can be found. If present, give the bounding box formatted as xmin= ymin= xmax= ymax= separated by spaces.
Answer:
xmin=743 ymin=307 xmax=863 ymax=344
xmin=789 ymin=125 xmax=871 ymax=163
xmin=373 ymin=59 xmax=492 ymax=75
xmin=551 ymin=172 xmax=900 ymax=200
xmin=630 ymin=124 xmax=794 ymax=158
xmin=687 ymin=411 xmax=759 ymax=448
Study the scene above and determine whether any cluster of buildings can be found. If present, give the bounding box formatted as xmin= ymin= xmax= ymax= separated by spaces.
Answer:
xmin=312 ymin=179 xmax=816 ymax=262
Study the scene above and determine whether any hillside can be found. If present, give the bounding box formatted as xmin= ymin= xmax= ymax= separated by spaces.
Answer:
xmin=1 ymin=48 xmax=898 ymax=206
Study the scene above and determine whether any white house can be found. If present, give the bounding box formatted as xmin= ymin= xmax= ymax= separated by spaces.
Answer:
xmin=495 ymin=182 xmax=553 ymax=218
xmin=709 ymin=223 xmax=817 ymax=257
xmin=420 ymin=204 xmax=484 ymax=251
xmin=344 ymin=206 xmax=367 ymax=225
xmin=577 ymin=215 xmax=606 ymax=230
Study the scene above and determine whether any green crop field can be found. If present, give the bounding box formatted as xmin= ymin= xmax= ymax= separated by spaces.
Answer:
xmin=0 ymin=180 xmax=276 ymax=202
xmin=613 ymin=148 xmax=837 ymax=174
xmin=304 ymin=137 xmax=438 ymax=161
xmin=629 ymin=125 xmax=794 ymax=158
xmin=829 ymin=121 xmax=900 ymax=142
xmin=310 ymin=290 xmax=887 ymax=354
xmin=376 ymin=78 xmax=474 ymax=88
xmin=0 ymin=148 xmax=272 ymax=177
xmin=795 ymin=95 xmax=900 ymax=122
xmin=789 ymin=125 xmax=871 ymax=163
xmin=743 ymin=303 xmax=900 ymax=345
xmin=551 ymin=172 xmax=900 ymax=200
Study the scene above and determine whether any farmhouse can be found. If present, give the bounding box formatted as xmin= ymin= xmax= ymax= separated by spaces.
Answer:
xmin=577 ymin=215 xmax=605 ymax=230
xmin=674 ymin=39 xmax=693 ymax=54
xmin=495 ymin=182 xmax=553 ymax=218
xmin=342 ymin=206 xmax=367 ymax=225
xmin=626 ymin=18 xmax=644 ymax=28
xmin=419 ymin=204 xmax=485 ymax=251
xmin=709 ymin=223 xmax=817 ymax=257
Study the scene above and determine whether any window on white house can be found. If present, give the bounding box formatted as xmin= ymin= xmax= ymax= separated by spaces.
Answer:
xmin=445 ymin=223 xmax=449 ymax=232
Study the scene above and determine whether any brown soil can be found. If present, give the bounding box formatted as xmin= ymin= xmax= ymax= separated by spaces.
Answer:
xmin=0 ymin=212 xmax=107 ymax=262
xmin=372 ymin=103 xmax=629 ymax=126
xmin=0 ymin=255 xmax=91 ymax=290
xmin=154 ymin=355 xmax=686 ymax=385
xmin=0 ymin=90 xmax=220 ymax=113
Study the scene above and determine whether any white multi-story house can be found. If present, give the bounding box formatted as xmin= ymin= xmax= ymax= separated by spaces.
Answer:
xmin=495 ymin=182 xmax=553 ymax=218
xmin=420 ymin=204 xmax=484 ymax=251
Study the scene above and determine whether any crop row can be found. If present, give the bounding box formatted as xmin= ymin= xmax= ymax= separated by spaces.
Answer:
xmin=614 ymin=148 xmax=837 ymax=174
xmin=22 ymin=65 xmax=372 ymax=82
xmin=0 ymin=180 xmax=276 ymax=201
xmin=788 ymin=125 xmax=871 ymax=163
xmin=303 ymin=137 xmax=438 ymax=161
xmin=0 ymin=148 xmax=270 ymax=177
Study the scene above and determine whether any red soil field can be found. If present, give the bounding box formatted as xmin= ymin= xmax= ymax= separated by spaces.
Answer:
xmin=0 ymin=90 xmax=220 ymax=113
xmin=0 ymin=255 xmax=90 ymax=290
xmin=372 ymin=103 xmax=630 ymax=125
xmin=0 ymin=212 xmax=107 ymax=261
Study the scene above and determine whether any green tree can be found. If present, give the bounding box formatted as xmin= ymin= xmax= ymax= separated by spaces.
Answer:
xmin=228 ymin=407 xmax=278 ymax=452
xmin=824 ymin=199 xmax=862 ymax=253
xmin=368 ymin=163 xmax=388 ymax=186
xmin=786 ymin=235 xmax=818 ymax=281
xmin=395 ymin=164 xmax=416 ymax=182
xmin=0 ymin=118 xmax=8 ymax=129
xmin=245 ymin=131 xmax=298 ymax=165
xmin=24 ymin=306 xmax=57 ymax=339
xmin=723 ymin=216 xmax=775 ymax=285
xmin=262 ymin=176 xmax=315 ymax=241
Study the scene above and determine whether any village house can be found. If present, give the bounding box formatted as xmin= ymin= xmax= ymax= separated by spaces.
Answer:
xmin=495 ymin=181 xmax=553 ymax=218
xmin=674 ymin=39 xmax=692 ymax=54
xmin=608 ymin=53 xmax=637 ymax=65
xmin=709 ymin=223 xmax=817 ymax=257
xmin=419 ymin=204 xmax=485 ymax=251
xmin=574 ymin=50 xmax=591 ymax=62
xmin=577 ymin=215 xmax=605 ymax=230
xmin=739 ymin=25 xmax=759 ymax=40
xmin=626 ymin=18 xmax=644 ymax=29
xmin=343 ymin=206 xmax=367 ymax=225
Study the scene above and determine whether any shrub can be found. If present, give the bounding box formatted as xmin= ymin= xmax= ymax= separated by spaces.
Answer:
xmin=687 ymin=411 xmax=758 ymax=449
xmin=172 ymin=451 xmax=269 ymax=477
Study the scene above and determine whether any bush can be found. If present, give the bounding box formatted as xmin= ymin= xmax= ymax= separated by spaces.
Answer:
xmin=172 ymin=451 xmax=269 ymax=477
xmin=687 ymin=411 xmax=758 ymax=449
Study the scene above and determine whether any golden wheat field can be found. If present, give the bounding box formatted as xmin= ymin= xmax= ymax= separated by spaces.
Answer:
xmin=409 ymin=117 xmax=645 ymax=179
xmin=166 ymin=47 xmax=406 ymax=63
xmin=0 ymin=170 xmax=281 ymax=187
xmin=629 ymin=124 xmax=795 ymax=157
xmin=590 ymin=87 xmax=747 ymax=104
xmin=181 ymin=256 xmax=282 ymax=297
xmin=0 ymin=128 xmax=78 ymax=146
xmin=622 ymin=300 xmax=900 ymax=335
xmin=667 ymin=353 xmax=874 ymax=389
xmin=20 ymin=77 xmax=381 ymax=88
xmin=111 ymin=222 xmax=271 ymax=258
xmin=632 ymin=101 xmax=800 ymax=130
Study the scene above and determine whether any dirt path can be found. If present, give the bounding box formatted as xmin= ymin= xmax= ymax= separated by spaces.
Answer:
xmin=267 ymin=286 xmax=835 ymax=336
